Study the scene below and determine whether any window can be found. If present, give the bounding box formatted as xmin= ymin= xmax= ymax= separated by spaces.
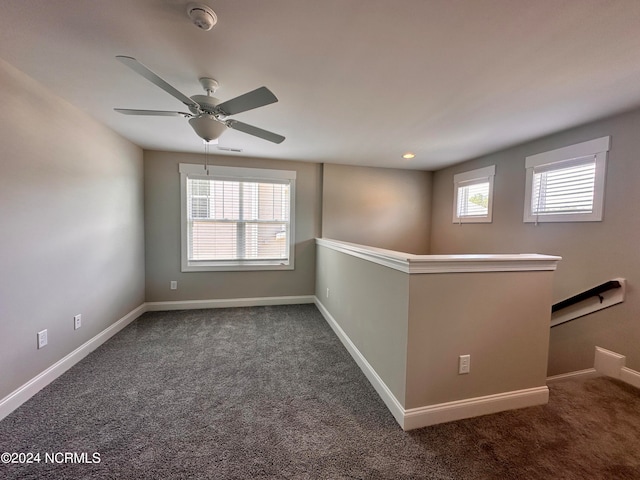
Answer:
xmin=453 ymin=165 xmax=495 ymax=223
xmin=180 ymin=163 xmax=296 ymax=271
xmin=523 ymin=136 xmax=609 ymax=223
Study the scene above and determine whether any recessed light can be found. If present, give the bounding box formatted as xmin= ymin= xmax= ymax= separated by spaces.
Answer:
xmin=402 ymin=152 xmax=415 ymax=159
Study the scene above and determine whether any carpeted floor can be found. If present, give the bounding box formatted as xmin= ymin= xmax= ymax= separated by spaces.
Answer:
xmin=1 ymin=304 xmax=639 ymax=479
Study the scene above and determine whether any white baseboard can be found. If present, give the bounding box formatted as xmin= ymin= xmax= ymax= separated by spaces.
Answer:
xmin=594 ymin=346 xmax=626 ymax=377
xmin=0 ymin=303 xmax=147 ymax=422
xmin=313 ymin=298 xmax=406 ymax=427
xmin=0 ymin=295 xmax=316 ymax=422
xmin=403 ymin=386 xmax=549 ymax=430
xmin=620 ymin=367 xmax=640 ymax=389
xmin=314 ymin=298 xmax=549 ymax=430
xmin=146 ymin=295 xmax=315 ymax=311
xmin=546 ymin=347 xmax=640 ymax=390
xmin=594 ymin=346 xmax=640 ymax=388
xmin=546 ymin=368 xmax=598 ymax=383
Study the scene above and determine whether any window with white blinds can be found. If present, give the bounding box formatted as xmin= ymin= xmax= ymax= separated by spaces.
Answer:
xmin=531 ymin=157 xmax=595 ymax=215
xmin=453 ymin=165 xmax=495 ymax=223
xmin=457 ymin=180 xmax=490 ymax=217
xmin=524 ymin=137 xmax=609 ymax=223
xmin=180 ymin=164 xmax=296 ymax=271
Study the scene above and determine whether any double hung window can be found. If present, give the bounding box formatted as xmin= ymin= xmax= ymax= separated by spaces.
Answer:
xmin=180 ymin=163 xmax=295 ymax=271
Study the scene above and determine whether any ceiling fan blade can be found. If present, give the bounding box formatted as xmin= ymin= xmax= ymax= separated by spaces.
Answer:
xmin=216 ymin=87 xmax=278 ymax=116
xmin=114 ymin=108 xmax=192 ymax=117
xmin=116 ymin=56 xmax=200 ymax=110
xmin=227 ymin=120 xmax=285 ymax=144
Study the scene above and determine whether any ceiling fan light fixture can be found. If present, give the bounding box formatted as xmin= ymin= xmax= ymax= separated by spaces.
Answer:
xmin=189 ymin=115 xmax=227 ymax=142
xmin=187 ymin=3 xmax=217 ymax=31
xmin=114 ymin=56 xmax=284 ymax=144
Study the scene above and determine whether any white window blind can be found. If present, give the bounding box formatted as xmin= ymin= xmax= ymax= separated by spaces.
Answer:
xmin=531 ymin=156 xmax=596 ymax=216
xmin=180 ymin=164 xmax=296 ymax=271
xmin=523 ymin=136 xmax=609 ymax=223
xmin=457 ymin=180 xmax=490 ymax=218
xmin=452 ymin=165 xmax=495 ymax=223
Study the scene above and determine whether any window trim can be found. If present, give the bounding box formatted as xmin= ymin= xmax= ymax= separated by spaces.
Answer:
xmin=179 ymin=163 xmax=296 ymax=272
xmin=523 ymin=136 xmax=609 ymax=223
xmin=452 ymin=165 xmax=495 ymax=223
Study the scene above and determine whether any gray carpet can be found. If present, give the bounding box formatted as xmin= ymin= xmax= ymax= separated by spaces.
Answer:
xmin=1 ymin=304 xmax=639 ymax=479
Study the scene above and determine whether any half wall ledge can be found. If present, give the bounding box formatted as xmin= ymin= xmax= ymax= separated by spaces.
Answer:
xmin=315 ymin=238 xmax=562 ymax=430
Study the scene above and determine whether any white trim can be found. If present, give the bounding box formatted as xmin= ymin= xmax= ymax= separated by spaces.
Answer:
xmin=546 ymin=368 xmax=598 ymax=383
xmin=0 ymin=304 xmax=147 ymax=421
xmin=594 ymin=346 xmax=627 ymax=378
xmin=403 ymin=386 xmax=549 ymax=430
xmin=407 ymin=257 xmax=561 ymax=274
xmin=550 ymin=278 xmax=626 ymax=327
xmin=593 ymin=346 xmax=640 ymax=388
xmin=453 ymin=164 xmax=496 ymax=183
xmin=1 ymin=296 xmax=558 ymax=428
xmin=453 ymin=165 xmax=495 ymax=224
xmin=525 ymin=136 xmax=610 ymax=168
xmin=146 ymin=295 xmax=315 ymax=311
xmin=620 ymin=368 xmax=640 ymax=389
xmin=316 ymin=238 xmax=411 ymax=272
xmin=315 ymin=296 xmax=549 ymax=430
xmin=313 ymin=298 xmax=406 ymax=426
xmin=179 ymin=163 xmax=296 ymax=272
xmin=181 ymin=260 xmax=295 ymax=273
xmin=0 ymin=296 xmax=316 ymax=421
xmin=316 ymin=238 xmax=561 ymax=274
xmin=547 ymin=347 xmax=640 ymax=390
xmin=523 ymin=136 xmax=610 ymax=223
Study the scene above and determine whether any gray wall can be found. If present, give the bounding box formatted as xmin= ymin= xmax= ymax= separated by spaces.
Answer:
xmin=430 ymin=108 xmax=640 ymax=375
xmin=315 ymin=241 xmax=554 ymax=411
xmin=144 ymin=151 xmax=322 ymax=302
xmin=322 ymin=164 xmax=432 ymax=254
xmin=315 ymin=244 xmax=409 ymax=404
xmin=0 ymin=58 xmax=145 ymax=400
xmin=406 ymin=271 xmax=553 ymax=408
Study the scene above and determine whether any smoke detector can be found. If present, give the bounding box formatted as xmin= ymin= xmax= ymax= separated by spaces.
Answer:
xmin=186 ymin=3 xmax=217 ymax=31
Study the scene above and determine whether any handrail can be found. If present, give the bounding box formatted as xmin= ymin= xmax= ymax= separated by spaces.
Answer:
xmin=550 ymin=278 xmax=625 ymax=328
xmin=552 ymin=280 xmax=621 ymax=313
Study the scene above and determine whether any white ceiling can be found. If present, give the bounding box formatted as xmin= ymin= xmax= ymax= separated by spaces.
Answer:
xmin=2 ymin=0 xmax=640 ymax=171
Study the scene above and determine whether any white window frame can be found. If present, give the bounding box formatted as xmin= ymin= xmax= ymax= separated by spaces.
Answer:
xmin=179 ymin=163 xmax=296 ymax=272
xmin=523 ymin=136 xmax=609 ymax=223
xmin=452 ymin=165 xmax=495 ymax=223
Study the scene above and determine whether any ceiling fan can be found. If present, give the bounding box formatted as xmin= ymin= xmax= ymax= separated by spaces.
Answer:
xmin=114 ymin=55 xmax=285 ymax=144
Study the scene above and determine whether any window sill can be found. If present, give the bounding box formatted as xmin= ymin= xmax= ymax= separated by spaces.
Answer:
xmin=181 ymin=260 xmax=294 ymax=272
xmin=453 ymin=216 xmax=492 ymax=224
xmin=523 ymin=212 xmax=602 ymax=223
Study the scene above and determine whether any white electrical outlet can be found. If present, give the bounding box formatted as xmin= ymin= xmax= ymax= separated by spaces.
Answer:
xmin=459 ymin=354 xmax=471 ymax=374
xmin=37 ymin=329 xmax=48 ymax=349
xmin=170 ymin=281 xmax=178 ymax=290
xmin=74 ymin=314 xmax=82 ymax=330
xmin=326 ymin=287 xmax=330 ymax=298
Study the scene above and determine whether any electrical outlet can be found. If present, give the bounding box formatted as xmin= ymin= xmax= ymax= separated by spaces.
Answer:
xmin=74 ymin=314 xmax=82 ymax=330
xmin=326 ymin=287 xmax=330 ymax=298
xmin=37 ymin=329 xmax=48 ymax=349
xmin=459 ymin=354 xmax=471 ymax=374
xmin=170 ymin=281 xmax=178 ymax=290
